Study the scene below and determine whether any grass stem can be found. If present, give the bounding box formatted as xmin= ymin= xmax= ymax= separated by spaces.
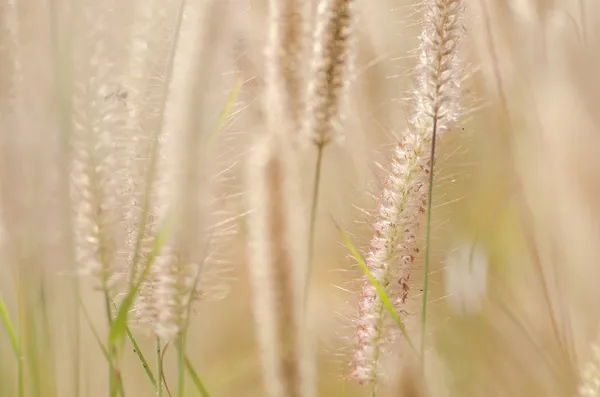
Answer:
xmin=157 ymin=338 xmax=163 ymax=397
xmin=306 ymin=143 xmax=325 ymax=303
xmin=103 ymin=290 xmax=117 ymax=397
xmin=420 ymin=117 xmax=439 ymax=370
xmin=177 ymin=336 xmax=185 ymax=397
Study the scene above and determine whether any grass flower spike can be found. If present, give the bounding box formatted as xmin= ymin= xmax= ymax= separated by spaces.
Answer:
xmin=266 ymin=0 xmax=309 ymax=131
xmin=351 ymin=0 xmax=464 ymax=384
xmin=304 ymin=0 xmax=355 ymax=147
xmin=246 ymin=134 xmax=314 ymax=397
xmin=71 ymin=1 xmax=127 ymax=293
xmin=153 ymin=0 xmax=224 ymax=342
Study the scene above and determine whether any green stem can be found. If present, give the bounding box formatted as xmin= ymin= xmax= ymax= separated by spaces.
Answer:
xmin=157 ymin=338 xmax=163 ymax=397
xmin=184 ymin=355 xmax=210 ymax=397
xmin=177 ymin=336 xmax=186 ymax=397
xmin=103 ymin=290 xmax=123 ymax=397
xmin=306 ymin=144 xmax=325 ymax=305
xmin=420 ymin=116 xmax=438 ymax=369
xmin=124 ymin=325 xmax=155 ymax=388
xmin=103 ymin=291 xmax=114 ymax=397
xmin=17 ymin=360 xmax=23 ymax=397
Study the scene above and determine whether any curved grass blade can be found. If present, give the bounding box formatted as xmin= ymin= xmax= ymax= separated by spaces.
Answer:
xmin=333 ymin=219 xmax=414 ymax=350
xmin=126 ymin=322 xmax=156 ymax=388
xmin=0 ymin=296 xmax=20 ymax=356
xmin=108 ymin=300 xmax=157 ymax=388
xmin=79 ymin=298 xmax=110 ymax=362
xmin=184 ymin=355 xmax=210 ymax=397
xmin=109 ymin=217 xmax=173 ymax=347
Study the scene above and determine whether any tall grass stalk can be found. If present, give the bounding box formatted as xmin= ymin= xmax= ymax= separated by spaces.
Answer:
xmin=48 ymin=0 xmax=81 ymax=393
xmin=177 ymin=335 xmax=186 ymax=397
xmin=417 ymin=0 xmax=464 ymax=369
xmin=303 ymin=0 xmax=354 ymax=299
xmin=156 ymin=338 xmax=163 ymax=397
xmin=246 ymin=133 xmax=314 ymax=397
xmin=420 ymin=118 xmax=437 ymax=367
xmin=351 ymin=0 xmax=463 ymax=384
xmin=307 ymin=144 xmax=324 ymax=288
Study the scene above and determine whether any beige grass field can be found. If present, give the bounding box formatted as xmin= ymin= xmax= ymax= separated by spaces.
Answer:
xmin=1 ymin=0 xmax=600 ymax=396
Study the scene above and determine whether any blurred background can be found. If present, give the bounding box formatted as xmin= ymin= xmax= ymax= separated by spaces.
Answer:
xmin=2 ymin=0 xmax=600 ymax=396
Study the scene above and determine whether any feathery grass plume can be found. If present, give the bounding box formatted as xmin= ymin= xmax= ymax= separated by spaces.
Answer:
xmin=70 ymin=0 xmax=128 ymax=293
xmin=266 ymin=0 xmax=309 ymax=131
xmin=120 ymin=0 xmax=163 ymax=275
xmin=246 ymin=133 xmax=315 ymax=397
xmin=303 ymin=0 xmax=355 ymax=147
xmin=351 ymin=0 xmax=464 ymax=384
xmin=126 ymin=0 xmax=188 ymax=330
xmin=154 ymin=0 xmax=225 ymax=342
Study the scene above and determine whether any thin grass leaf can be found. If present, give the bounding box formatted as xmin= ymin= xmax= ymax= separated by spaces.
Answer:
xmin=333 ymin=219 xmax=414 ymax=349
xmin=107 ymin=299 xmax=157 ymax=387
xmin=126 ymin=323 xmax=156 ymax=388
xmin=212 ymin=76 xmax=242 ymax=142
xmin=78 ymin=298 xmax=111 ymax=362
xmin=109 ymin=218 xmax=173 ymax=347
xmin=24 ymin=295 xmax=43 ymax=397
xmin=185 ymin=355 xmax=210 ymax=397
xmin=128 ymin=0 xmax=186 ymax=286
xmin=0 ymin=295 xmax=20 ymax=356
xmin=156 ymin=338 xmax=163 ymax=397
xmin=80 ymin=299 xmax=124 ymax=397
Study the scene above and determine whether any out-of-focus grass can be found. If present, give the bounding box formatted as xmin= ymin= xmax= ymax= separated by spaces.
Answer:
xmin=2 ymin=0 xmax=600 ymax=396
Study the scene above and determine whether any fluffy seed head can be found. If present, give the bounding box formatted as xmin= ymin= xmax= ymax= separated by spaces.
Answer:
xmin=266 ymin=0 xmax=309 ymax=131
xmin=351 ymin=0 xmax=464 ymax=383
xmin=304 ymin=0 xmax=355 ymax=147
xmin=246 ymin=133 xmax=315 ymax=397
xmin=71 ymin=2 xmax=128 ymax=292
xmin=153 ymin=0 xmax=224 ymax=341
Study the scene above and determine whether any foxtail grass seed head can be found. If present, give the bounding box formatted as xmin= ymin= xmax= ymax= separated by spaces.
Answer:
xmin=246 ymin=133 xmax=315 ymax=397
xmin=304 ymin=0 xmax=355 ymax=147
xmin=71 ymin=2 xmax=128 ymax=292
xmin=351 ymin=0 xmax=464 ymax=384
xmin=153 ymin=0 xmax=224 ymax=341
xmin=266 ymin=0 xmax=309 ymax=132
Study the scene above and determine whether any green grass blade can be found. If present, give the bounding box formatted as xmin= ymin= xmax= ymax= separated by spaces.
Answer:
xmin=78 ymin=298 xmax=111 ymax=362
xmin=126 ymin=324 xmax=156 ymax=388
xmin=108 ymin=300 xmax=156 ymax=388
xmin=333 ymin=219 xmax=415 ymax=350
xmin=211 ymin=76 xmax=242 ymax=143
xmin=109 ymin=218 xmax=172 ymax=347
xmin=184 ymin=356 xmax=210 ymax=397
xmin=421 ymin=119 xmax=439 ymax=365
xmin=0 ymin=295 xmax=20 ymax=356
